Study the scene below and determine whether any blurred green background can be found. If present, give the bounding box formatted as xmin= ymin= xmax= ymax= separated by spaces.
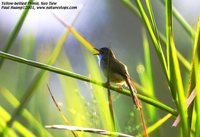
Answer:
xmin=0 ymin=0 xmax=199 ymax=137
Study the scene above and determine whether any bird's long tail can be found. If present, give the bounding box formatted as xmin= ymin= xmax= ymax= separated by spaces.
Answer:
xmin=125 ymin=77 xmax=148 ymax=137
xmin=125 ymin=77 xmax=142 ymax=109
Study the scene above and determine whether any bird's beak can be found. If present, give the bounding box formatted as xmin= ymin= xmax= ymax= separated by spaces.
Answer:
xmin=93 ymin=48 xmax=99 ymax=55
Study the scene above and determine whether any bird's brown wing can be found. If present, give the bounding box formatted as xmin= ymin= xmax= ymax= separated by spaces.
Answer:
xmin=110 ymin=58 xmax=142 ymax=108
xmin=109 ymin=58 xmax=129 ymax=78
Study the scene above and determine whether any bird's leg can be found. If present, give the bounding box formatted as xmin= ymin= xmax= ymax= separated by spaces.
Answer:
xmin=125 ymin=77 xmax=142 ymax=109
xmin=116 ymin=81 xmax=126 ymax=89
xmin=104 ymin=81 xmax=111 ymax=87
xmin=116 ymin=83 xmax=124 ymax=89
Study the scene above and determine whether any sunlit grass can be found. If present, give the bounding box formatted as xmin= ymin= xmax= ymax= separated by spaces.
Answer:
xmin=0 ymin=0 xmax=34 ymax=67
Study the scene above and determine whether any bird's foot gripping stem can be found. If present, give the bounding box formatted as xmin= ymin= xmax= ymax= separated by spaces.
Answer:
xmin=104 ymin=81 xmax=111 ymax=87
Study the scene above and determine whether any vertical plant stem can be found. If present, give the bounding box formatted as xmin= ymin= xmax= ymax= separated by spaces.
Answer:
xmin=166 ymin=0 xmax=188 ymax=136
xmin=107 ymin=48 xmax=116 ymax=130
xmin=142 ymin=29 xmax=161 ymax=136
xmin=135 ymin=0 xmax=169 ymax=82
xmin=193 ymin=18 xmax=200 ymax=137
xmin=187 ymin=19 xmax=200 ymax=135
xmin=160 ymin=0 xmax=195 ymax=37
xmin=107 ymin=89 xmax=115 ymax=130
xmin=122 ymin=0 xmax=191 ymax=72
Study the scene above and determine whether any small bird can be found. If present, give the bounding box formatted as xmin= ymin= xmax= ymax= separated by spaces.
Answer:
xmin=94 ymin=47 xmax=141 ymax=109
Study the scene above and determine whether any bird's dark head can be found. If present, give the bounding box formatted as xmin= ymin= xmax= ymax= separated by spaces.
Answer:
xmin=94 ymin=47 xmax=115 ymax=58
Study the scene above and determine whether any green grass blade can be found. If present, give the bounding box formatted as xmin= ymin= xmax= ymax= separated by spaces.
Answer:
xmin=165 ymin=0 xmax=175 ymax=99
xmin=122 ymin=0 xmax=195 ymax=37
xmin=0 ymin=107 xmax=18 ymax=137
xmin=136 ymin=113 xmax=172 ymax=137
xmin=142 ymin=30 xmax=155 ymax=98
xmin=146 ymin=113 xmax=172 ymax=135
xmin=193 ymin=18 xmax=200 ymax=137
xmin=3 ymin=30 xmax=69 ymax=131
xmin=185 ymin=19 xmax=200 ymax=134
xmin=135 ymin=0 xmax=169 ymax=81
xmin=142 ymin=0 xmax=157 ymax=96
xmin=0 ymin=51 xmax=178 ymax=115
xmin=0 ymin=106 xmax=36 ymax=137
xmin=159 ymin=33 xmax=192 ymax=71
xmin=0 ymin=0 xmax=34 ymax=67
xmin=166 ymin=0 xmax=188 ymax=135
xmin=52 ymin=14 xmax=98 ymax=54
xmin=137 ymin=30 xmax=158 ymax=125
xmin=195 ymin=66 xmax=200 ymax=137
xmin=168 ymin=36 xmax=188 ymax=135
xmin=0 ymin=86 xmax=53 ymax=137
xmin=121 ymin=0 xmax=191 ymax=72
xmin=159 ymin=0 xmax=195 ymax=37
xmin=145 ymin=0 xmax=160 ymax=41
xmin=139 ymin=30 xmax=158 ymax=134
xmin=13 ymin=122 xmax=36 ymax=137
